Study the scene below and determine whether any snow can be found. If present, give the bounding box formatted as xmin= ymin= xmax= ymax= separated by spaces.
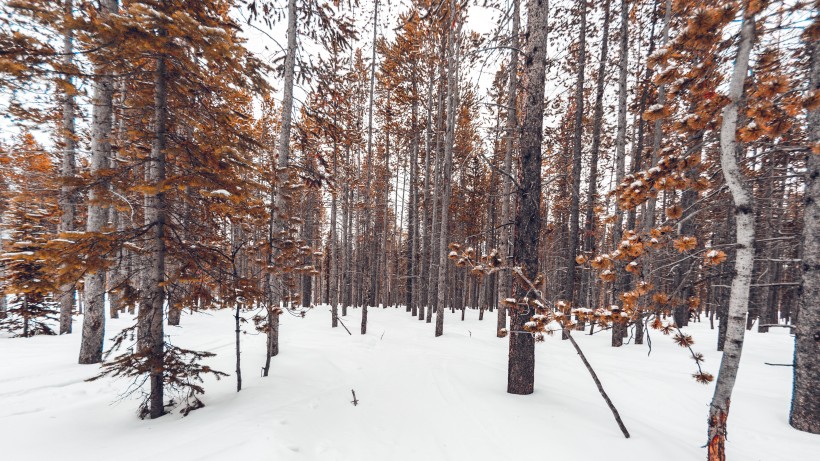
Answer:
xmin=0 ymin=308 xmax=815 ymax=461
xmin=209 ymin=189 xmax=231 ymax=197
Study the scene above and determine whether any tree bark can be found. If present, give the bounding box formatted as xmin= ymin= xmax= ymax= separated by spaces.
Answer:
xmin=420 ymin=64 xmax=434 ymax=319
xmin=59 ymin=0 xmax=77 ymax=335
xmin=643 ymin=0 xmax=671 ymax=231
xmin=789 ymin=17 xmax=820 ymax=434
xmin=362 ymin=0 xmax=379 ymax=333
xmin=581 ymin=0 xmax=611 ymax=313
xmin=269 ymin=0 xmax=297 ymax=352
xmin=707 ymin=12 xmax=756 ymax=460
xmin=407 ymin=69 xmax=419 ymax=316
xmin=612 ymin=0 xmax=629 ymax=346
xmin=140 ymin=47 xmax=169 ymax=420
xmin=498 ymin=0 xmax=519 ymax=338
xmin=508 ymin=0 xmax=548 ymax=395
xmin=434 ymin=0 xmax=460 ymax=337
xmin=79 ymin=0 xmax=117 ymax=365
xmin=565 ymin=0 xmax=586 ymax=317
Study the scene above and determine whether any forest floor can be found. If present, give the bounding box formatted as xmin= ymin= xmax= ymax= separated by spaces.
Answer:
xmin=0 ymin=306 xmax=815 ymax=460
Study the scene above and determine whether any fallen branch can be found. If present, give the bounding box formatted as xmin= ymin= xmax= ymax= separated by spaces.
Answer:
xmin=350 ymin=389 xmax=359 ymax=406
xmin=764 ymin=362 xmax=793 ymax=367
xmin=510 ymin=266 xmax=630 ymax=439
xmin=334 ymin=313 xmax=352 ymax=335
xmin=565 ymin=329 xmax=631 ymax=439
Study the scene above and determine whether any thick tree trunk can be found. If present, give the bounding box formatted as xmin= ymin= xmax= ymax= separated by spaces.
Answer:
xmin=790 ymin=20 xmax=820 ymax=434
xmin=707 ymin=13 xmax=755 ymax=460
xmin=508 ymin=0 xmax=548 ymax=395
xmin=79 ymin=0 xmax=117 ymax=365
xmin=59 ymin=0 xmax=77 ymax=335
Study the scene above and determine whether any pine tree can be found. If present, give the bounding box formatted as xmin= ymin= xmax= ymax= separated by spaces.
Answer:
xmin=0 ymin=133 xmax=60 ymax=337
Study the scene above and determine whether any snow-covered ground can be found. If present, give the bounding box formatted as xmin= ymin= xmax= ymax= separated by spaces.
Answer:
xmin=0 ymin=307 xmax=815 ymax=460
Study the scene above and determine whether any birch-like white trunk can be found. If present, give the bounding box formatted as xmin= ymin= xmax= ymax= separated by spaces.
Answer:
xmin=707 ymin=12 xmax=756 ymax=461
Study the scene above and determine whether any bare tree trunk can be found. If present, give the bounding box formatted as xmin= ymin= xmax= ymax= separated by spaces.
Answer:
xmin=508 ymin=0 xmax=548 ymax=395
xmin=498 ymin=0 xmax=519 ymax=337
xmin=330 ymin=128 xmax=339 ymax=327
xmin=565 ymin=0 xmax=587 ymax=333
xmin=790 ymin=19 xmax=820 ymax=434
xmin=420 ymin=65 xmax=434 ymax=320
xmin=581 ymin=0 xmax=610 ymax=314
xmin=643 ymin=0 xmax=671 ymax=231
xmin=269 ymin=0 xmax=297 ymax=353
xmin=79 ymin=0 xmax=117 ymax=365
xmin=611 ymin=0 xmax=629 ymax=346
xmin=707 ymin=13 xmax=755 ymax=460
xmin=344 ymin=181 xmax=353 ymax=316
xmin=427 ymin=51 xmax=445 ymax=324
xmin=302 ymin=191 xmax=315 ymax=307
xmin=141 ymin=49 xmax=169 ymax=420
xmin=434 ymin=0 xmax=460 ymax=337
xmin=59 ymin=0 xmax=77 ymax=335
xmin=361 ymin=0 xmax=380 ymax=333
xmin=378 ymin=93 xmax=392 ymax=309
xmin=407 ymin=71 xmax=419 ymax=316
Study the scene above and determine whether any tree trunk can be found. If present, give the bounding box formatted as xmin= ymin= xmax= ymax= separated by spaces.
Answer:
xmin=269 ymin=0 xmax=297 ymax=353
xmin=330 ymin=121 xmax=339 ymax=327
xmin=565 ymin=0 xmax=586 ymax=317
xmin=79 ymin=0 xmax=117 ymax=365
xmin=407 ymin=70 xmax=419 ymax=316
xmin=581 ymin=0 xmax=610 ymax=314
xmin=643 ymin=0 xmax=671 ymax=231
xmin=508 ymin=0 xmax=548 ymax=395
xmin=498 ymin=0 xmax=519 ymax=338
xmin=362 ymin=0 xmax=380 ymax=332
xmin=140 ymin=49 xmax=169 ymax=420
xmin=420 ymin=65 xmax=434 ymax=319
xmin=612 ymin=0 xmax=629 ymax=346
xmin=707 ymin=13 xmax=756 ymax=460
xmin=790 ymin=19 xmax=820 ymax=434
xmin=427 ymin=50 xmax=445 ymax=324
xmin=59 ymin=0 xmax=77 ymax=335
xmin=435 ymin=0 xmax=460 ymax=337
